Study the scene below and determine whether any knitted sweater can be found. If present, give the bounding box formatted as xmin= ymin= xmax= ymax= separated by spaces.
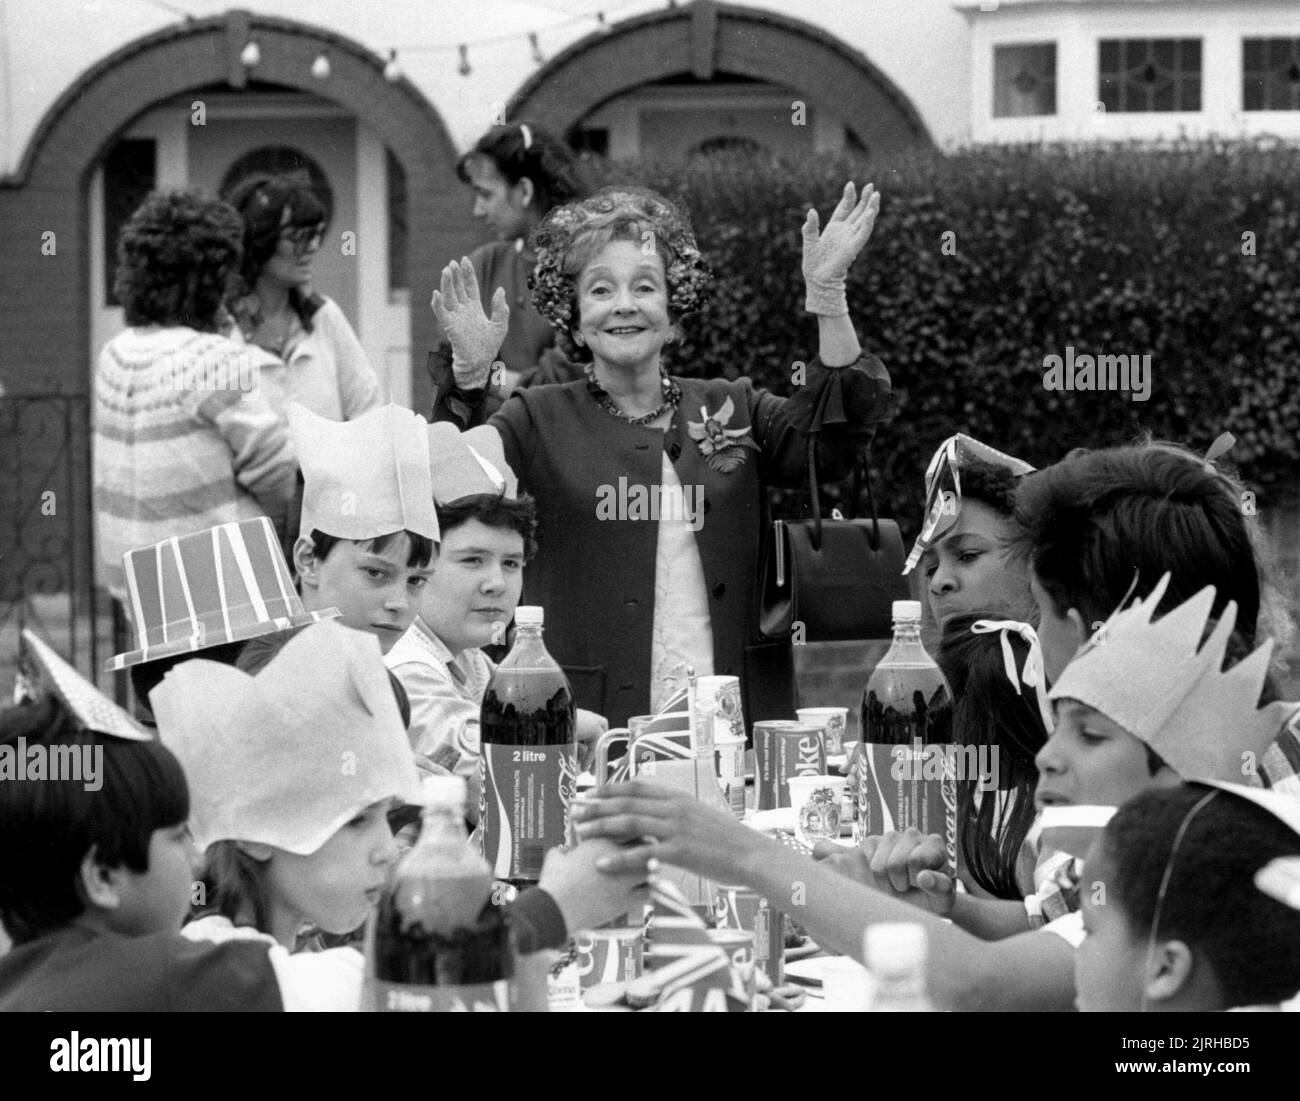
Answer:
xmin=93 ymin=326 xmax=298 ymax=602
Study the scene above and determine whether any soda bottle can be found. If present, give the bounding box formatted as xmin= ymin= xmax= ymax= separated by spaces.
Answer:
xmin=479 ymin=605 xmax=577 ymax=888
xmin=864 ymin=923 xmax=935 ymax=1012
xmin=366 ymin=775 xmax=513 ymax=1011
xmin=856 ymin=600 xmax=955 ymax=872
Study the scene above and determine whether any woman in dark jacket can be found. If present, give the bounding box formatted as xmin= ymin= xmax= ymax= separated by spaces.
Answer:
xmin=430 ymin=183 xmax=892 ymax=726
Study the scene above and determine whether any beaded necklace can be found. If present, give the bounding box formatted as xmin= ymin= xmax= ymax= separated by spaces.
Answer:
xmin=584 ymin=364 xmax=681 ymax=426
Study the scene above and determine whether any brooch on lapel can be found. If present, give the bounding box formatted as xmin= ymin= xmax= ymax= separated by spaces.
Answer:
xmin=687 ymin=397 xmax=760 ymax=473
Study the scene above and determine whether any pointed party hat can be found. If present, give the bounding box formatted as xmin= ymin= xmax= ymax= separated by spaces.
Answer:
xmin=1049 ymin=575 xmax=1298 ymax=784
xmin=18 ymin=630 xmax=151 ymax=742
xmin=904 ymin=433 xmax=1035 ymax=574
xmin=426 ymin=423 xmax=518 ymax=503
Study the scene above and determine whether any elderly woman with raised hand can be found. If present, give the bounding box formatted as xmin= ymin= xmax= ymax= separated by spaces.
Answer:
xmin=430 ymin=182 xmax=892 ymax=726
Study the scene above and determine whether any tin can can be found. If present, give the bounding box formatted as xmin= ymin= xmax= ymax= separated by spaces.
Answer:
xmin=574 ymin=927 xmax=644 ymax=990
xmin=715 ymin=737 xmax=747 ymax=818
xmin=753 ymin=720 xmax=826 ymax=810
xmin=713 ymin=884 xmax=763 ymax=933
xmin=753 ymin=898 xmax=785 ymax=986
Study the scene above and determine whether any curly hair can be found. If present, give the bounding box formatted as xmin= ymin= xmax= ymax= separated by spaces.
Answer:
xmin=113 ymin=189 xmax=244 ymax=331
xmin=957 ymin=459 xmax=1020 ymax=520
xmin=457 ymin=123 xmax=587 ymax=218
xmin=223 ymin=174 xmax=327 ymax=329
xmin=528 ymin=186 xmax=713 ymax=362
xmin=436 ymin=492 xmax=539 ymax=562
xmin=1099 ymin=783 xmax=1300 ymax=1009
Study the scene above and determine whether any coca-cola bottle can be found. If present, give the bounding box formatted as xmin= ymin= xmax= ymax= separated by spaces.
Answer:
xmin=856 ymin=600 xmax=955 ymax=872
xmin=479 ymin=605 xmax=577 ymax=889
xmin=366 ymin=775 xmax=513 ymax=1011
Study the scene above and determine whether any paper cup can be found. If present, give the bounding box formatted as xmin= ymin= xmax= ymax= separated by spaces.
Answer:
xmin=787 ymin=774 xmax=847 ymax=846
xmin=796 ymin=707 xmax=848 ymax=755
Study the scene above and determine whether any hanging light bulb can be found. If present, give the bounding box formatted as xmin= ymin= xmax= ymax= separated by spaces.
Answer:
xmin=458 ymin=44 xmax=471 ymax=76
xmin=311 ymin=52 xmax=331 ymax=80
xmin=383 ymin=49 xmax=402 ymax=82
xmin=240 ymin=40 xmax=261 ymax=68
xmin=528 ymin=32 xmax=544 ymax=65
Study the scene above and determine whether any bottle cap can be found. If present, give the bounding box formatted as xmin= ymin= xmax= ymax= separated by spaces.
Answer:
xmin=514 ymin=605 xmax=544 ymax=628
xmin=891 ymin=600 xmax=923 ymax=622
xmin=419 ymin=773 xmax=467 ymax=809
xmin=863 ymin=922 xmax=927 ymax=975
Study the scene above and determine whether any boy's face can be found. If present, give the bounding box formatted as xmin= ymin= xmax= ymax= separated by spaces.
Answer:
xmin=263 ymin=799 xmax=398 ymax=937
xmin=921 ymin=500 xmax=1033 ymax=629
xmin=420 ymin=519 xmax=525 ymax=656
xmin=297 ymin=534 xmax=432 ymax=655
xmin=1035 ymin=700 xmax=1179 ymax=809
xmin=104 ymin=823 xmax=198 ymax=936
xmin=1075 ymin=846 xmax=1148 ymax=1011
xmin=1029 ymin=568 xmax=1087 ymax=684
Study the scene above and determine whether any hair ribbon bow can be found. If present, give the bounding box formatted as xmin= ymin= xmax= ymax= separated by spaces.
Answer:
xmin=970 ymin=619 xmax=1054 ymax=734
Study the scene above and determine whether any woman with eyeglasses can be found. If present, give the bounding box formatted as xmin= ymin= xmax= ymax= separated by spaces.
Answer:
xmin=224 ymin=173 xmax=382 ymax=422
xmin=430 ymin=124 xmax=589 ymax=411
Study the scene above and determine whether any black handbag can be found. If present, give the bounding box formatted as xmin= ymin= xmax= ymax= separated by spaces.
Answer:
xmin=759 ymin=392 xmax=909 ymax=642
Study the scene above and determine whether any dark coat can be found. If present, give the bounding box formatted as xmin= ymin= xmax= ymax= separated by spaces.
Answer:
xmin=433 ymin=355 xmax=893 ymax=726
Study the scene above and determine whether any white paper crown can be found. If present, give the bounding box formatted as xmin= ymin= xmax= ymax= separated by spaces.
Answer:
xmin=426 ymin=423 xmax=518 ymax=503
xmin=150 ymin=620 xmax=420 ymax=854
xmin=290 ymin=403 xmax=440 ymax=544
xmin=1049 ymin=574 xmax=1299 ymax=784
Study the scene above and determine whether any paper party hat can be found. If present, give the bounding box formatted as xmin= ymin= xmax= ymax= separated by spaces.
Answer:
xmin=17 ymin=630 xmax=152 ymax=741
xmin=1048 ymin=575 xmax=1298 ymax=784
xmin=904 ymin=433 xmax=1035 ymax=574
xmin=150 ymin=619 xmax=420 ymax=853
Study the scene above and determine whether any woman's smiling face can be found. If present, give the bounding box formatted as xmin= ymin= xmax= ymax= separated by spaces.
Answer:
xmin=921 ymin=499 xmax=1033 ymax=629
xmin=575 ymin=239 xmax=672 ymax=376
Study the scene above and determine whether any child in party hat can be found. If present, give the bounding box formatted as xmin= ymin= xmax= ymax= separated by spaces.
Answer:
xmin=289 ymin=403 xmax=440 ymax=656
xmin=0 ymin=632 xmax=284 ymax=1010
xmin=154 ymin=619 xmax=647 ymax=1006
xmin=1076 ymin=782 xmax=1300 ymax=1011
xmin=387 ymin=423 xmax=607 ymax=780
xmin=574 ymin=581 xmax=1300 ymax=1009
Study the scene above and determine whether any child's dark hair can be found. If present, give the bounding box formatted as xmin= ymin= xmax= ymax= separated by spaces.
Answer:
xmin=435 ymin=493 xmax=539 ymax=561
xmin=1014 ymin=443 xmax=1262 ymax=641
xmin=306 ymin=528 xmax=435 ymax=571
xmin=193 ymin=840 xmax=272 ymax=934
xmin=0 ymin=696 xmax=189 ymax=945
xmin=955 ymin=459 xmax=1020 ymax=521
xmin=223 ymin=173 xmax=328 ymax=329
xmin=938 ymin=615 xmax=1047 ymax=899
xmin=1098 ymin=783 xmax=1300 ymax=1008
xmin=457 ymin=123 xmax=587 ymax=218
xmin=113 ymin=189 xmax=244 ymax=331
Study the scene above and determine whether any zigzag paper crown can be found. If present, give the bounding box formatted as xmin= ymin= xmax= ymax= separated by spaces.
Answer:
xmin=1048 ymin=574 xmax=1299 ymax=784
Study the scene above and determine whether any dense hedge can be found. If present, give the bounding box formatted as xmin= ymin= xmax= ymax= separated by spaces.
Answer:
xmin=584 ymin=141 xmax=1300 ymax=536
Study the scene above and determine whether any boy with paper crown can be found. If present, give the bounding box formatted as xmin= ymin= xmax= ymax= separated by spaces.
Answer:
xmin=0 ymin=631 xmax=293 ymax=1011
xmin=154 ymin=619 xmax=647 ymax=1007
xmin=386 ymin=423 xmax=608 ymax=780
xmin=289 ymin=402 xmax=440 ymax=656
xmin=572 ymin=580 xmax=1300 ymax=1009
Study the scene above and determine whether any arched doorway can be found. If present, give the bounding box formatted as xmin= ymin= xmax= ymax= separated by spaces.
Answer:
xmin=506 ymin=0 xmax=933 ymax=161
xmin=0 ymin=9 xmax=471 ymax=683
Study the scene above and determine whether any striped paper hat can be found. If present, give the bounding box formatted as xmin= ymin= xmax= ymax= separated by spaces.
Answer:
xmin=107 ymin=518 xmax=339 ymax=671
